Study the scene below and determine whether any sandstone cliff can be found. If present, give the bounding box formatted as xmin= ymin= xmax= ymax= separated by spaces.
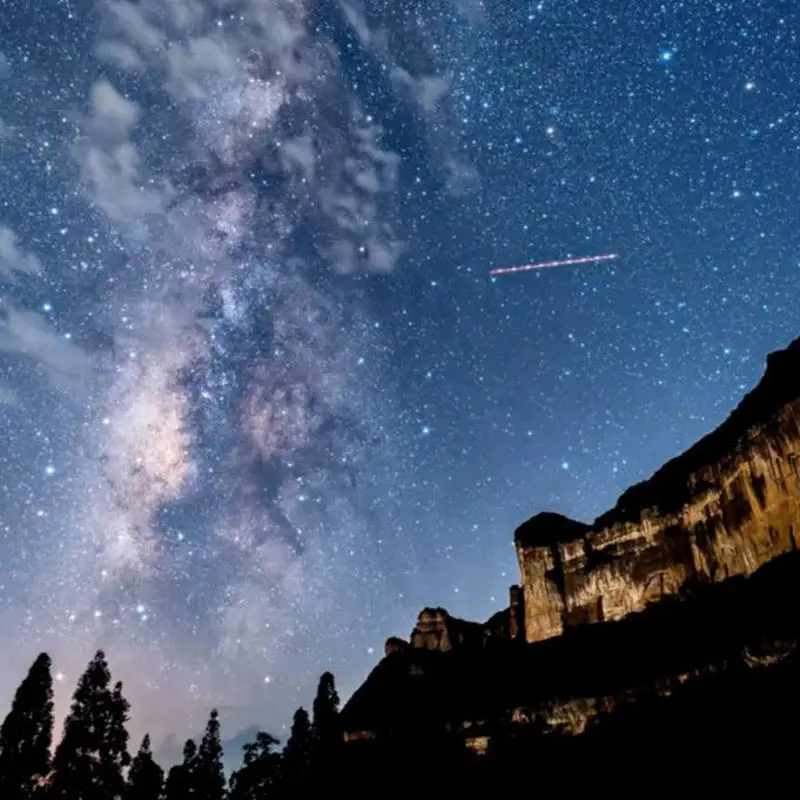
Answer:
xmin=517 ymin=334 xmax=800 ymax=643
xmin=340 ymin=335 xmax=800 ymax=747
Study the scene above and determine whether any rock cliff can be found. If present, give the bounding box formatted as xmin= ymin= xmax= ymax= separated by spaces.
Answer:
xmin=341 ymin=335 xmax=800 ymax=745
xmin=517 ymin=334 xmax=800 ymax=643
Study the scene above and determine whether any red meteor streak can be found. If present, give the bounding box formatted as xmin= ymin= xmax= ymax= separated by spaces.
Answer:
xmin=489 ymin=253 xmax=619 ymax=276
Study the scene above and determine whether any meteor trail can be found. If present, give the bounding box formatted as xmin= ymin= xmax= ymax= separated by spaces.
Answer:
xmin=490 ymin=253 xmax=619 ymax=276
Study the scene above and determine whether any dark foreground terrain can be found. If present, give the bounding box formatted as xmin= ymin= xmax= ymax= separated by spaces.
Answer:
xmin=340 ymin=549 xmax=800 ymax=795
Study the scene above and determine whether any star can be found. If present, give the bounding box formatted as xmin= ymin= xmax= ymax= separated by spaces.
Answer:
xmin=0 ymin=0 xmax=796 ymax=758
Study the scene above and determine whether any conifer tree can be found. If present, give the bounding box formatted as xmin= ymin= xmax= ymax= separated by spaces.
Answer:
xmin=311 ymin=671 xmax=341 ymax=768
xmin=0 ymin=652 xmax=54 ymax=799
xmin=228 ymin=732 xmax=281 ymax=800
xmin=195 ymin=709 xmax=226 ymax=800
xmin=281 ymin=708 xmax=312 ymax=792
xmin=125 ymin=734 xmax=164 ymax=800
xmin=105 ymin=681 xmax=132 ymax=797
xmin=49 ymin=650 xmax=131 ymax=800
xmin=164 ymin=739 xmax=197 ymax=800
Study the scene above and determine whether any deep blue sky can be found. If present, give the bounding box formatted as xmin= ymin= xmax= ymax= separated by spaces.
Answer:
xmin=1 ymin=0 xmax=798 ymax=763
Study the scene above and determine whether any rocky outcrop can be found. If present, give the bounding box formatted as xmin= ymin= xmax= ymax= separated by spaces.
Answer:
xmin=409 ymin=608 xmax=483 ymax=651
xmin=391 ymin=336 xmax=800 ymax=653
xmin=342 ymin=547 xmax=800 ymax=747
xmin=406 ymin=604 xmax=521 ymax=652
xmin=340 ymin=335 xmax=800 ymax=749
xmin=384 ymin=637 xmax=410 ymax=657
xmin=517 ymin=336 xmax=800 ymax=643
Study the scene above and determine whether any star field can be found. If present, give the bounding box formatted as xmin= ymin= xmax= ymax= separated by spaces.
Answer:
xmin=1 ymin=0 xmax=799 ymax=760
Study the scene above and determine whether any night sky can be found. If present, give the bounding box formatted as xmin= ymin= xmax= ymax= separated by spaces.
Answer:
xmin=1 ymin=0 xmax=798 ymax=761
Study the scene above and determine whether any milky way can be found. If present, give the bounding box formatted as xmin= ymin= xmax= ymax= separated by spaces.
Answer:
xmin=2 ymin=0 xmax=800 ymax=766
xmin=0 ymin=0 xmax=456 ymax=753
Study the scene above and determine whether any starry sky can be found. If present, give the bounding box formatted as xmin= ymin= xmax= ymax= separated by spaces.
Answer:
xmin=1 ymin=0 xmax=798 ymax=761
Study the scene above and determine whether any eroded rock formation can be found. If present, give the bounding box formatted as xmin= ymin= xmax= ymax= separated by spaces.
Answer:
xmin=341 ymin=336 xmax=800 ymax=747
xmin=382 ymin=336 xmax=800 ymax=653
xmin=517 ymin=336 xmax=800 ymax=643
xmin=407 ymin=605 xmax=516 ymax=651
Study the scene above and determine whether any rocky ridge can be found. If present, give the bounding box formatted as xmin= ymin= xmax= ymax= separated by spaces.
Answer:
xmin=341 ymin=335 xmax=800 ymax=746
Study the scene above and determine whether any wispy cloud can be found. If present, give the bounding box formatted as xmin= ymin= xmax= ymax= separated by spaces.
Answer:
xmin=0 ymin=381 xmax=17 ymax=407
xmin=390 ymin=67 xmax=451 ymax=113
xmin=74 ymin=80 xmax=169 ymax=226
xmin=339 ymin=0 xmax=479 ymax=198
xmin=0 ymin=302 xmax=93 ymax=392
xmin=0 ymin=225 xmax=43 ymax=279
xmin=8 ymin=0 xmax=469 ymax=745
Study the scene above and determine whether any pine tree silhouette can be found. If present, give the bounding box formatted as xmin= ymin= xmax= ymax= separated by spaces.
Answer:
xmin=164 ymin=739 xmax=197 ymax=800
xmin=311 ymin=670 xmax=341 ymax=781
xmin=49 ymin=650 xmax=131 ymax=800
xmin=125 ymin=734 xmax=164 ymax=800
xmin=194 ymin=709 xmax=226 ymax=800
xmin=105 ymin=681 xmax=132 ymax=797
xmin=228 ymin=731 xmax=281 ymax=800
xmin=0 ymin=652 xmax=54 ymax=799
xmin=281 ymin=708 xmax=312 ymax=792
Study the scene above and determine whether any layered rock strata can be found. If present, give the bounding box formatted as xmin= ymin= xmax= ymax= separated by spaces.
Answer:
xmin=340 ymin=335 xmax=800 ymax=745
xmin=517 ymin=337 xmax=800 ymax=642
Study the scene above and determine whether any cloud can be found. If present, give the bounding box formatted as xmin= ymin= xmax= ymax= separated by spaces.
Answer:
xmin=0 ymin=302 xmax=93 ymax=392
xmin=0 ymin=382 xmax=17 ymax=406
xmin=6 ymin=0 xmax=436 ymax=745
xmin=316 ymin=114 xmax=404 ymax=273
xmin=0 ymin=225 xmax=43 ymax=279
xmin=99 ymin=0 xmax=321 ymax=93
xmin=73 ymin=80 xmax=169 ymax=226
xmin=449 ymin=0 xmax=488 ymax=23
xmin=165 ymin=36 xmax=239 ymax=101
xmin=338 ymin=0 xmax=479 ymax=200
xmin=89 ymin=78 xmax=141 ymax=133
xmin=94 ymin=40 xmax=146 ymax=72
xmin=443 ymin=157 xmax=482 ymax=197
xmin=390 ymin=67 xmax=451 ymax=113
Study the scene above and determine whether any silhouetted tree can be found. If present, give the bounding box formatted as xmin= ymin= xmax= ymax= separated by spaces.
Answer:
xmin=49 ymin=650 xmax=131 ymax=800
xmin=195 ymin=709 xmax=226 ymax=800
xmin=311 ymin=671 xmax=341 ymax=784
xmin=280 ymin=708 xmax=312 ymax=792
xmin=106 ymin=681 xmax=132 ymax=796
xmin=164 ymin=739 xmax=197 ymax=800
xmin=125 ymin=734 xmax=164 ymax=800
xmin=0 ymin=652 xmax=54 ymax=799
xmin=228 ymin=732 xmax=281 ymax=800
xmin=312 ymin=672 xmax=340 ymax=743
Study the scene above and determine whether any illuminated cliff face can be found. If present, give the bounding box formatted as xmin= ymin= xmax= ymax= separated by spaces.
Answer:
xmin=516 ymin=393 xmax=800 ymax=644
xmin=339 ymin=338 xmax=800 ymax=747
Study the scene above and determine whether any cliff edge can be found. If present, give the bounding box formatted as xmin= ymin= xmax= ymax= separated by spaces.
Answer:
xmin=341 ymin=335 xmax=800 ymax=747
xmin=517 ymin=334 xmax=800 ymax=643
